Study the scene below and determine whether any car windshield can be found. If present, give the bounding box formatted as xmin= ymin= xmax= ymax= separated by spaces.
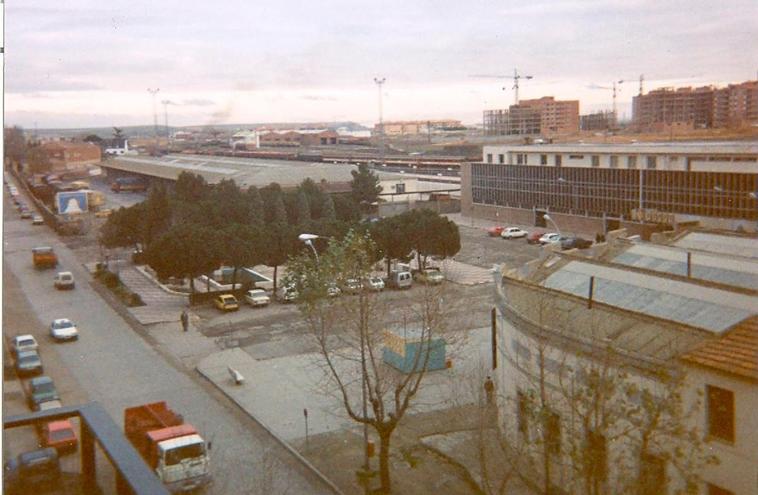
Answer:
xmin=19 ymin=353 xmax=40 ymax=364
xmin=34 ymin=382 xmax=55 ymax=394
xmin=17 ymin=338 xmax=35 ymax=347
xmin=53 ymin=321 xmax=73 ymax=329
xmin=50 ymin=429 xmax=75 ymax=442
xmin=164 ymin=443 xmax=205 ymax=466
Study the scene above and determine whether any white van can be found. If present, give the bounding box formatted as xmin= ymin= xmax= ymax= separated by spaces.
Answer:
xmin=389 ymin=271 xmax=412 ymax=289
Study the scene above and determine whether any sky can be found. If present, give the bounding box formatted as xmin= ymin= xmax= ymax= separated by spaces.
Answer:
xmin=5 ymin=0 xmax=758 ymax=129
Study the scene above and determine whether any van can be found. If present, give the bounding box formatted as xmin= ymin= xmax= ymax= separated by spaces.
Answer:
xmin=389 ymin=271 xmax=412 ymax=289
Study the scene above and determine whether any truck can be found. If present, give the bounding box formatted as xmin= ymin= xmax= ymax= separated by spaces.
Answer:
xmin=111 ymin=177 xmax=147 ymax=193
xmin=32 ymin=246 xmax=58 ymax=269
xmin=124 ymin=401 xmax=212 ymax=493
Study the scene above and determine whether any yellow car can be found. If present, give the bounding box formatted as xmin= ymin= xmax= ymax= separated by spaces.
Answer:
xmin=214 ymin=294 xmax=239 ymax=312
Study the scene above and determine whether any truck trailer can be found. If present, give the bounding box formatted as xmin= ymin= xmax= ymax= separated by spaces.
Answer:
xmin=124 ymin=401 xmax=212 ymax=493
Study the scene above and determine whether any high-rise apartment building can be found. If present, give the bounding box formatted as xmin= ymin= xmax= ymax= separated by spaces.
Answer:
xmin=484 ymin=96 xmax=579 ymax=136
xmin=633 ymin=80 xmax=758 ymax=130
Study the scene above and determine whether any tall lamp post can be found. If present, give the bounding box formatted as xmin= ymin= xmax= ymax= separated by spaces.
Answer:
xmin=300 ymin=232 xmax=372 ymax=491
xmin=558 ymin=177 xmax=577 ymax=213
xmin=147 ymin=88 xmax=160 ymax=151
xmin=543 ymin=214 xmax=561 ymax=236
xmin=374 ymin=77 xmax=386 ymax=166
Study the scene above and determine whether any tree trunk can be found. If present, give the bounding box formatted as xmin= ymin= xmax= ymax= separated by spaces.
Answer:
xmin=232 ymin=266 xmax=238 ymax=289
xmin=273 ymin=265 xmax=279 ymax=295
xmin=378 ymin=431 xmax=392 ymax=494
xmin=386 ymin=258 xmax=392 ymax=279
xmin=189 ymin=275 xmax=196 ymax=293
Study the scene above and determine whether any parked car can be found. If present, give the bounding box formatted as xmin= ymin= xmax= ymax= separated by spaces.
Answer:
xmin=53 ymin=271 xmax=75 ymax=290
xmin=526 ymin=231 xmax=546 ymax=244
xmin=32 ymin=215 xmax=44 ymax=225
xmin=40 ymin=420 xmax=78 ymax=454
xmin=277 ymin=284 xmax=298 ymax=303
xmin=326 ymin=283 xmax=342 ymax=297
xmin=20 ymin=209 xmax=33 ymax=219
xmin=50 ymin=318 xmax=79 ymax=341
xmin=14 ymin=349 xmax=43 ymax=376
xmin=560 ymin=237 xmax=593 ymax=250
xmin=11 ymin=334 xmax=39 ymax=356
xmin=244 ymin=289 xmax=270 ymax=307
xmin=538 ymin=233 xmax=562 ymax=245
xmin=500 ymin=227 xmax=528 ymax=239
xmin=28 ymin=376 xmax=60 ymax=411
xmin=213 ymin=294 xmax=239 ymax=311
xmin=365 ymin=276 xmax=385 ymax=291
xmin=342 ymin=278 xmax=363 ymax=294
xmin=487 ymin=226 xmax=505 ymax=237
xmin=3 ymin=447 xmax=61 ymax=494
xmin=414 ymin=268 xmax=445 ymax=285
xmin=388 ymin=270 xmax=413 ymax=289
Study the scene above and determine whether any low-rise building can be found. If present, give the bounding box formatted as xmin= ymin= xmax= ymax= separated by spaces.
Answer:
xmin=41 ymin=141 xmax=102 ymax=170
xmin=493 ymin=230 xmax=758 ymax=494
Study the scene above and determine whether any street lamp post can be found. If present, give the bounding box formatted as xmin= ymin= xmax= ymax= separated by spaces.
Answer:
xmin=558 ymin=177 xmax=577 ymax=213
xmin=543 ymin=214 xmax=561 ymax=236
xmin=374 ymin=77 xmax=386 ymax=166
xmin=298 ymin=232 xmax=372 ymax=490
xmin=147 ymin=88 xmax=160 ymax=151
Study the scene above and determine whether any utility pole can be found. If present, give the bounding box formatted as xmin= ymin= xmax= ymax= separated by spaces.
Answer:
xmin=147 ymin=88 xmax=160 ymax=151
xmin=161 ymin=100 xmax=171 ymax=146
xmin=374 ymin=77 xmax=386 ymax=165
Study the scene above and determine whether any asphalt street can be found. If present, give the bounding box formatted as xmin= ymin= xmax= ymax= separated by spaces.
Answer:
xmin=2 ymin=186 xmax=336 ymax=495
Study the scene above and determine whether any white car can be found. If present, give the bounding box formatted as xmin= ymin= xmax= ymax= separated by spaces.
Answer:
xmin=365 ymin=277 xmax=385 ymax=291
xmin=539 ymin=233 xmax=562 ymax=245
xmin=11 ymin=334 xmax=39 ymax=355
xmin=32 ymin=215 xmax=44 ymax=225
xmin=244 ymin=289 xmax=270 ymax=307
xmin=54 ymin=271 xmax=75 ymax=290
xmin=50 ymin=318 xmax=79 ymax=341
xmin=500 ymin=227 xmax=528 ymax=239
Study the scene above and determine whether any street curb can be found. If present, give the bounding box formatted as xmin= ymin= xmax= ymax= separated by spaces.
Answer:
xmin=195 ymin=367 xmax=346 ymax=495
xmin=133 ymin=265 xmax=190 ymax=298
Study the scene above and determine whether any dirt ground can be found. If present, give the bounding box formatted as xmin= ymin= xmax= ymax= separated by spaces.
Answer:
xmin=295 ymin=404 xmax=484 ymax=495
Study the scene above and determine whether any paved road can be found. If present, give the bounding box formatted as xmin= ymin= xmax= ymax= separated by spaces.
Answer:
xmin=3 ymin=187 xmax=336 ymax=495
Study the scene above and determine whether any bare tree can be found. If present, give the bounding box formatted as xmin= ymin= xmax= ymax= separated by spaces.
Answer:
xmin=286 ymin=230 xmax=454 ymax=494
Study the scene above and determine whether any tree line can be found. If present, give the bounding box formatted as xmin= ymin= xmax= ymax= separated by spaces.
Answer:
xmin=100 ymin=165 xmax=460 ymax=293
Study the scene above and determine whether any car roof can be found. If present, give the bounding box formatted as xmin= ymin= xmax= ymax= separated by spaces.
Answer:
xmin=57 ymin=271 xmax=73 ymax=276
xmin=46 ymin=420 xmax=74 ymax=431
xmin=31 ymin=376 xmax=53 ymax=385
xmin=19 ymin=448 xmax=58 ymax=464
xmin=14 ymin=334 xmax=36 ymax=342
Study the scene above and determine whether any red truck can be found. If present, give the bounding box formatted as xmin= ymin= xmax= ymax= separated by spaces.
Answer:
xmin=124 ymin=402 xmax=212 ymax=493
xmin=32 ymin=246 xmax=58 ymax=269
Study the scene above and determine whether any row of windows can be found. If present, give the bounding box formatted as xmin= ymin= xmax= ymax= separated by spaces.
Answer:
xmin=485 ymin=153 xmax=756 ymax=169
xmin=471 ymin=164 xmax=758 ymax=220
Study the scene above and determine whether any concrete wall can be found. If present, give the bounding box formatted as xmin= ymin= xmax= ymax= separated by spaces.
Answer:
xmin=683 ymin=366 xmax=758 ymax=495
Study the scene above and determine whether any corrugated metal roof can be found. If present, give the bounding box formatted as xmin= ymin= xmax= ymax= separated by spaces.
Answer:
xmin=673 ymin=232 xmax=758 ymax=260
xmin=682 ymin=316 xmax=758 ymax=382
xmin=541 ymin=260 xmax=757 ymax=333
xmin=612 ymin=244 xmax=758 ymax=291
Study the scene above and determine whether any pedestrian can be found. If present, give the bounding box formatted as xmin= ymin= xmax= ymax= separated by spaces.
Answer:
xmin=484 ymin=375 xmax=495 ymax=405
xmin=180 ymin=309 xmax=189 ymax=333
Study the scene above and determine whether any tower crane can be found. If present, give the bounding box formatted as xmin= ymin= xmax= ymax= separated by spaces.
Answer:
xmin=588 ymin=80 xmax=625 ymax=119
xmin=470 ymin=68 xmax=534 ymax=105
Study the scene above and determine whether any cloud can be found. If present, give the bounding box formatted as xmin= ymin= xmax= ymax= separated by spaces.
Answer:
xmin=300 ymin=95 xmax=338 ymax=101
xmin=182 ymin=98 xmax=216 ymax=106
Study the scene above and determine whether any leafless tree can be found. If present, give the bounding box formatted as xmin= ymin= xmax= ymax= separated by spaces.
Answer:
xmin=286 ymin=230 xmax=457 ymax=493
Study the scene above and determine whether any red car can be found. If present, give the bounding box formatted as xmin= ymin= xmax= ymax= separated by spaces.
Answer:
xmin=526 ymin=231 xmax=546 ymax=244
xmin=487 ymin=226 xmax=505 ymax=237
xmin=40 ymin=420 xmax=78 ymax=454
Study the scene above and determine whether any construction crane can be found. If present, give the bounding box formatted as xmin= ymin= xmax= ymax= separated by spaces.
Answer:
xmin=470 ymin=68 xmax=534 ymax=105
xmin=587 ymin=80 xmax=625 ymax=119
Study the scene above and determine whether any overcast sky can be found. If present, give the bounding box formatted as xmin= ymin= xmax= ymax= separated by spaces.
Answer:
xmin=5 ymin=0 xmax=758 ymax=129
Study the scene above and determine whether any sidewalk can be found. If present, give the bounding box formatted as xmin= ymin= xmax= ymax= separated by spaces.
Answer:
xmin=116 ymin=265 xmax=188 ymax=325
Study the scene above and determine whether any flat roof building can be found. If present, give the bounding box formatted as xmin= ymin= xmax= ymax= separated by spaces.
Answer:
xmin=462 ymin=142 xmax=758 ymax=234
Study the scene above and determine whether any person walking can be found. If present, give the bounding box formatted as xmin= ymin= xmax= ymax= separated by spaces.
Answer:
xmin=180 ymin=309 xmax=189 ymax=333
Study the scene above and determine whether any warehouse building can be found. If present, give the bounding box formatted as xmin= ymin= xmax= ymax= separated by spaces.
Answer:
xmin=462 ymin=142 xmax=758 ymax=234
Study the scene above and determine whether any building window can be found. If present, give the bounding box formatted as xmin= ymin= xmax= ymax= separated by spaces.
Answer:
xmin=591 ymin=155 xmax=600 ymax=167
xmin=516 ymin=154 xmax=523 ymax=165
xmin=707 ymin=484 xmax=734 ymax=495
xmin=498 ymin=154 xmax=505 ymax=164
xmin=395 ymin=183 xmax=406 ymax=194
xmin=706 ymin=385 xmax=734 ymax=442
xmin=627 ymin=156 xmax=637 ymax=169
xmin=609 ymin=156 xmax=618 ymax=168
xmin=517 ymin=390 xmax=529 ymax=437
xmin=487 ymin=154 xmax=493 ymax=163
xmin=540 ymin=154 xmax=548 ymax=166
xmin=569 ymin=154 xmax=584 ymax=160
xmin=639 ymin=454 xmax=666 ymax=495
xmin=646 ymin=156 xmax=657 ymax=169
xmin=555 ymin=155 xmax=562 ymax=167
